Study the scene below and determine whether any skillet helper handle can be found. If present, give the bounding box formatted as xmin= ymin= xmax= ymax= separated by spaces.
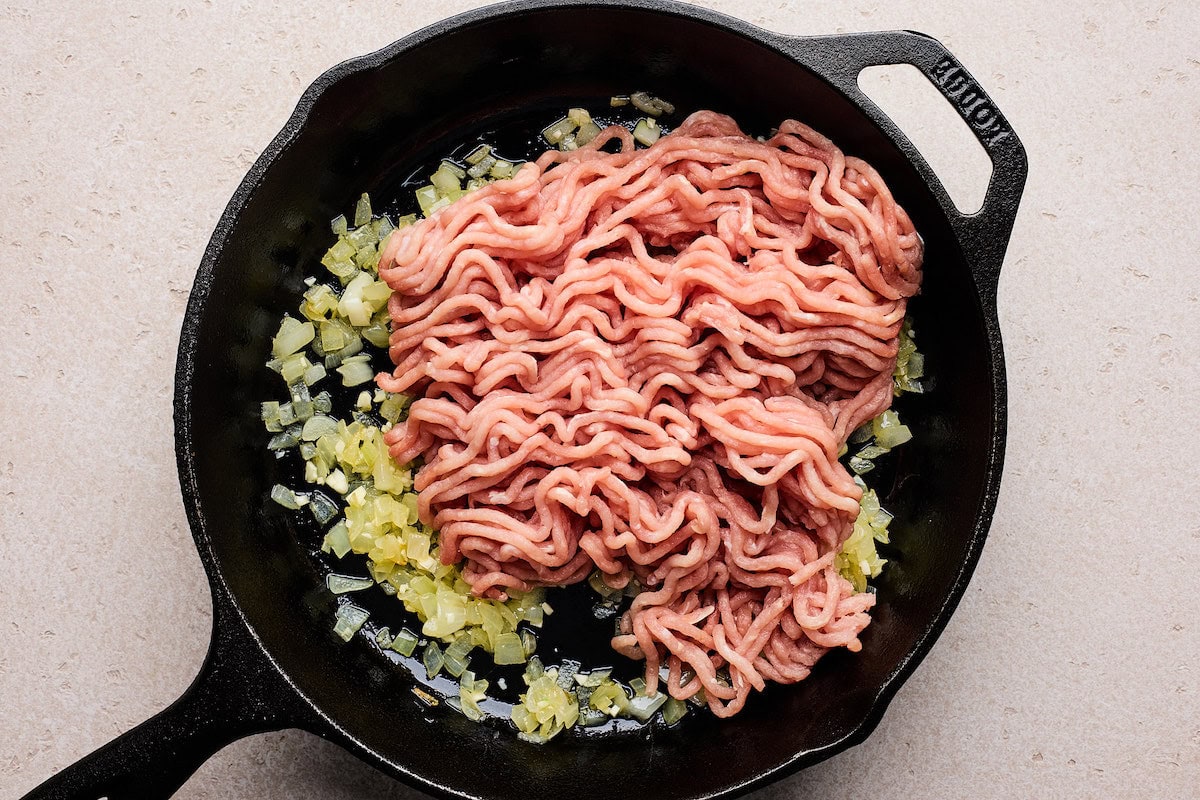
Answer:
xmin=780 ymin=30 xmax=1029 ymax=301
xmin=20 ymin=603 xmax=312 ymax=800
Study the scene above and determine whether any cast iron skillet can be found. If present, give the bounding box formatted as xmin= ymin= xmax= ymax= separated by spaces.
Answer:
xmin=22 ymin=1 xmax=1027 ymax=798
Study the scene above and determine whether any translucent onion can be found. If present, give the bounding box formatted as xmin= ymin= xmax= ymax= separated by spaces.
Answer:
xmin=336 ymin=355 xmax=375 ymax=387
xmin=588 ymin=680 xmax=629 ymax=717
xmin=267 ymin=428 xmax=300 ymax=451
xmin=423 ymin=641 xmax=444 ymax=678
xmin=271 ymin=316 xmax=315 ymax=359
xmin=493 ymin=632 xmax=527 ymax=665
xmin=270 ymin=484 xmax=307 ymax=509
xmin=375 ymin=626 xmax=394 ymax=648
xmin=327 ymin=574 xmax=374 ymax=594
xmin=464 ymin=144 xmax=491 ymax=165
xmin=332 ymin=603 xmax=369 ymax=641
xmin=322 ymin=521 xmax=351 ymax=558
xmin=626 ymin=692 xmax=668 ymax=722
xmin=390 ymin=628 xmax=419 ymax=657
xmin=632 ymin=117 xmax=660 ymax=146
xmin=541 ymin=116 xmax=575 ymax=145
xmin=301 ymin=414 xmax=339 ymax=441
xmin=629 ymin=91 xmax=675 ymax=117
xmin=836 ymin=486 xmax=893 ymax=592
xmin=308 ymin=491 xmax=339 ymax=525
xmin=662 ymin=698 xmax=688 ymax=725
xmin=872 ymin=410 xmax=913 ymax=449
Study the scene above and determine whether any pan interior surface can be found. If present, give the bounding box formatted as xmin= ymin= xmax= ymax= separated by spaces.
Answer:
xmin=181 ymin=6 xmax=998 ymax=799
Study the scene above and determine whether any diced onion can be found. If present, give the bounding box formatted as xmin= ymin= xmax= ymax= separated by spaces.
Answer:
xmin=423 ymin=641 xmax=445 ymax=678
xmin=261 ymin=401 xmax=281 ymax=430
xmin=362 ymin=320 xmax=390 ymax=348
xmin=322 ymin=521 xmax=351 ymax=557
xmin=632 ymin=117 xmax=660 ymax=146
xmin=337 ymin=356 xmax=375 ymax=387
xmin=338 ymin=272 xmax=375 ymax=327
xmin=353 ymin=193 xmax=372 ymax=227
xmin=848 ymin=424 xmax=873 ymax=445
xmin=443 ymin=635 xmax=474 ymax=677
xmin=573 ymin=668 xmax=612 ymax=688
xmin=333 ymin=603 xmax=369 ymax=641
xmin=308 ymin=491 xmax=339 ymax=525
xmin=489 ymin=159 xmax=515 ymax=179
xmin=493 ymin=632 xmax=527 ymax=665
xmin=272 ymin=316 xmax=315 ymax=359
xmin=588 ymin=570 xmax=622 ymax=598
xmin=848 ymin=456 xmax=875 ymax=475
xmin=872 ymin=410 xmax=913 ymax=449
xmin=375 ymin=626 xmax=394 ymax=648
xmin=301 ymin=414 xmax=339 ymax=441
xmin=578 ymin=707 xmax=609 ymax=727
xmin=626 ymin=692 xmax=668 ymax=722
xmin=662 ymin=698 xmax=688 ymax=725
xmin=301 ymin=284 xmax=338 ymax=321
xmin=327 ymin=574 xmax=374 ymax=594
xmin=892 ymin=320 xmax=924 ymax=395
xmin=326 ymin=469 xmax=349 ymax=495
xmin=512 ymin=667 xmax=578 ymax=741
xmin=524 ymin=603 xmax=544 ymax=627
xmin=465 ymin=144 xmax=491 ymax=164
xmin=267 ymin=428 xmax=300 ymax=451
xmin=588 ymin=680 xmax=629 ymax=717
xmin=541 ymin=116 xmax=575 ymax=145
xmin=553 ymin=662 xmax=580 ymax=691
xmin=390 ymin=628 xmax=419 ymax=657
xmin=629 ymin=91 xmax=675 ymax=117
xmin=379 ymin=393 xmax=409 ymax=423
xmin=907 ymin=352 xmax=925 ymax=379
xmin=269 ymin=484 xmax=307 ymax=509
xmin=431 ymin=163 xmax=463 ymax=194
xmin=279 ymin=353 xmax=311 ymax=385
xmin=467 ymin=155 xmax=496 ymax=179
xmin=415 ymin=185 xmax=440 ymax=217
xmin=575 ymin=121 xmax=601 ymax=146
xmin=836 ymin=486 xmax=893 ymax=592
xmin=300 ymin=363 xmax=325 ymax=387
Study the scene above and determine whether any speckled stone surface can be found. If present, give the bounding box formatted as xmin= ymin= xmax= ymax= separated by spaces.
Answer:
xmin=2 ymin=2 xmax=1197 ymax=798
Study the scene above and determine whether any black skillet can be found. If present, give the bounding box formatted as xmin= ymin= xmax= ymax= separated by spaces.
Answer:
xmin=22 ymin=1 xmax=1027 ymax=798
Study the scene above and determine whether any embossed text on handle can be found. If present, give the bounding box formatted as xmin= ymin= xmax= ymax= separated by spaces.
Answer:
xmin=931 ymin=57 xmax=1011 ymax=146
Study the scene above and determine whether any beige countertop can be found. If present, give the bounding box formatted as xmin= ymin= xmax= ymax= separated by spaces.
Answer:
xmin=2 ymin=1 xmax=1197 ymax=798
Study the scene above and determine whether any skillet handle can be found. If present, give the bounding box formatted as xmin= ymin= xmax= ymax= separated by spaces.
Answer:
xmin=777 ymin=30 xmax=1029 ymax=302
xmin=19 ymin=599 xmax=315 ymax=800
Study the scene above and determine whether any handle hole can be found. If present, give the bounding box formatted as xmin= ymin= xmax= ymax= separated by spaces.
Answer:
xmin=858 ymin=64 xmax=993 ymax=214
